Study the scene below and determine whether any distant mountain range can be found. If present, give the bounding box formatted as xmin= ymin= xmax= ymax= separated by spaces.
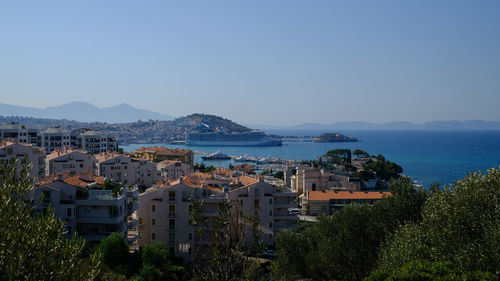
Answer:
xmin=0 ymin=102 xmax=174 ymax=123
xmin=251 ymin=120 xmax=500 ymax=131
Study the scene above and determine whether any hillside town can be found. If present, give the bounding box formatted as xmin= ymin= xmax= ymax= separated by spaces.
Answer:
xmin=0 ymin=121 xmax=394 ymax=252
xmin=2 ymin=120 xmax=497 ymax=281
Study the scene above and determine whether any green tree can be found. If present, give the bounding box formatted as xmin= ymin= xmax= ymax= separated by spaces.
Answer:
xmin=363 ymin=155 xmax=403 ymax=181
xmin=378 ymin=168 xmax=500 ymax=275
xmin=274 ymin=171 xmax=284 ymax=181
xmin=272 ymin=178 xmax=428 ymax=281
xmin=326 ymin=149 xmax=352 ymax=164
xmin=353 ymin=149 xmax=370 ymax=159
xmin=190 ymin=200 xmax=264 ymax=281
xmin=0 ymin=157 xmax=101 ymax=280
xmin=365 ymin=260 xmax=497 ymax=281
xmin=96 ymin=233 xmax=130 ymax=276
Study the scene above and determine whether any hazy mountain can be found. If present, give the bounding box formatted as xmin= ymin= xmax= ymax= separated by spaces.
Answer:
xmin=0 ymin=102 xmax=174 ymax=123
xmin=288 ymin=120 xmax=500 ymax=130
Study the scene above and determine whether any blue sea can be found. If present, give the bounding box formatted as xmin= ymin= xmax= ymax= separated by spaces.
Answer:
xmin=121 ymin=130 xmax=500 ymax=188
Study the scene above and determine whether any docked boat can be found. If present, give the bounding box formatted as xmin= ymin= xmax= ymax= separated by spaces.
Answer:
xmin=201 ymin=151 xmax=231 ymax=160
xmin=186 ymin=131 xmax=282 ymax=146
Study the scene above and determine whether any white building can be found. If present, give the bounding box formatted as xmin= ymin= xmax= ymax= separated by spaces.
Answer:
xmin=157 ymin=160 xmax=191 ymax=181
xmin=0 ymin=140 xmax=46 ymax=179
xmin=27 ymin=172 xmax=129 ymax=242
xmin=46 ymin=148 xmax=97 ymax=176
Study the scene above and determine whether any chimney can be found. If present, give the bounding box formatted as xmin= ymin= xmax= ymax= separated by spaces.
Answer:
xmin=57 ymin=173 xmax=64 ymax=181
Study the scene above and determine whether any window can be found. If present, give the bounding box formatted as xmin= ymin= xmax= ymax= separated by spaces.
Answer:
xmin=269 ymin=199 xmax=272 ymax=204
xmin=169 ymin=205 xmax=175 ymax=216
xmin=169 ymin=219 xmax=175 ymax=230
xmin=188 ymin=247 xmax=192 ymax=255
xmin=240 ymin=200 xmax=243 ymax=206
xmin=67 ymin=225 xmax=72 ymax=235
xmin=188 ymin=233 xmax=192 ymax=241
xmin=169 ymin=233 xmax=175 ymax=243
xmin=312 ymin=183 xmax=316 ymax=191
xmin=254 ymin=188 xmax=260 ymax=196
xmin=42 ymin=190 xmax=51 ymax=202
xmin=151 ymin=232 xmax=156 ymax=240
xmin=139 ymin=217 xmax=143 ymax=225
xmin=188 ymin=219 xmax=193 ymax=226
xmin=152 ymin=218 xmax=156 ymax=226
xmin=67 ymin=208 xmax=72 ymax=217
xmin=269 ymin=222 xmax=273 ymax=228
xmin=269 ymin=210 xmax=272 ymax=216
xmin=169 ymin=191 xmax=175 ymax=201
xmin=151 ymin=205 xmax=156 ymax=212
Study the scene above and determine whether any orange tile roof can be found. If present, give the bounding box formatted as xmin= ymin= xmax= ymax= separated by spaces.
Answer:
xmin=63 ymin=172 xmax=105 ymax=187
xmin=46 ymin=148 xmax=89 ymax=160
xmin=95 ymin=152 xmax=123 ymax=162
xmin=236 ymin=175 xmax=259 ymax=186
xmin=39 ymin=171 xmax=106 ymax=188
xmin=0 ymin=139 xmax=33 ymax=148
xmin=308 ymin=191 xmax=390 ymax=201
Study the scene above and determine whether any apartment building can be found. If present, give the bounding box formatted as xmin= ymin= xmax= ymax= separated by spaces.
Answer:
xmin=137 ymin=172 xmax=298 ymax=263
xmin=134 ymin=146 xmax=194 ymax=166
xmin=135 ymin=158 xmax=162 ymax=187
xmin=229 ymin=178 xmax=297 ymax=246
xmin=290 ymin=166 xmax=353 ymax=197
xmin=38 ymin=128 xmax=75 ymax=152
xmin=0 ymin=123 xmax=38 ymax=145
xmin=97 ymin=154 xmax=137 ymax=185
xmin=46 ymin=148 xmax=97 ymax=176
xmin=97 ymin=153 xmax=161 ymax=187
xmin=80 ymin=130 xmax=118 ymax=154
xmin=26 ymin=172 xmax=128 ymax=242
xmin=302 ymin=190 xmax=390 ymax=216
xmin=157 ymin=160 xmax=191 ymax=180
xmin=0 ymin=140 xmax=45 ymax=179
xmin=1 ymin=124 xmax=119 ymax=154
xmin=137 ymin=179 xmax=226 ymax=263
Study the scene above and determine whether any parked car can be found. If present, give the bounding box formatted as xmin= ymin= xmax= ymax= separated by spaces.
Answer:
xmin=262 ymin=249 xmax=276 ymax=258
xmin=288 ymin=207 xmax=300 ymax=215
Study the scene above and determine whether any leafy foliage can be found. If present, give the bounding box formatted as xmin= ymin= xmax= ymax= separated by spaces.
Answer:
xmin=325 ymin=148 xmax=352 ymax=164
xmin=378 ymin=169 xmax=500 ymax=274
xmin=190 ymin=200 xmax=266 ymax=281
xmin=193 ymin=163 xmax=217 ymax=173
xmin=272 ymin=178 xmax=428 ymax=281
xmin=362 ymin=154 xmax=403 ymax=181
xmin=96 ymin=233 xmax=131 ymax=276
xmin=0 ymin=157 xmax=101 ymax=280
xmin=365 ymin=260 xmax=497 ymax=281
xmin=353 ymin=149 xmax=370 ymax=159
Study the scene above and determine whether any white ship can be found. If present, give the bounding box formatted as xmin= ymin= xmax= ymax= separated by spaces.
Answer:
xmin=186 ymin=131 xmax=281 ymax=146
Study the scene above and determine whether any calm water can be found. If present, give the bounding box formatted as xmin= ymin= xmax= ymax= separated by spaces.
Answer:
xmin=121 ymin=130 xmax=500 ymax=188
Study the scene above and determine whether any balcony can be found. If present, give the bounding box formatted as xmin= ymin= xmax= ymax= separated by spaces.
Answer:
xmin=274 ymin=213 xmax=298 ymax=220
xmin=76 ymin=214 xmax=126 ymax=224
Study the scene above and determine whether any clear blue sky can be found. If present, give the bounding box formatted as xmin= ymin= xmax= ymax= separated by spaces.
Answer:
xmin=1 ymin=0 xmax=499 ymax=126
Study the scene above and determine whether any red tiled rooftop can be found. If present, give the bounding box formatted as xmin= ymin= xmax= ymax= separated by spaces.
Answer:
xmin=308 ymin=191 xmax=390 ymax=201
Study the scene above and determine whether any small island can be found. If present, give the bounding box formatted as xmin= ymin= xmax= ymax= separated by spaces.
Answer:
xmin=313 ymin=133 xmax=359 ymax=143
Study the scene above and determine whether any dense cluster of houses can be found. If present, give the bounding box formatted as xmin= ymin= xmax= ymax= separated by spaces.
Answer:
xmin=1 ymin=123 xmax=391 ymax=263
